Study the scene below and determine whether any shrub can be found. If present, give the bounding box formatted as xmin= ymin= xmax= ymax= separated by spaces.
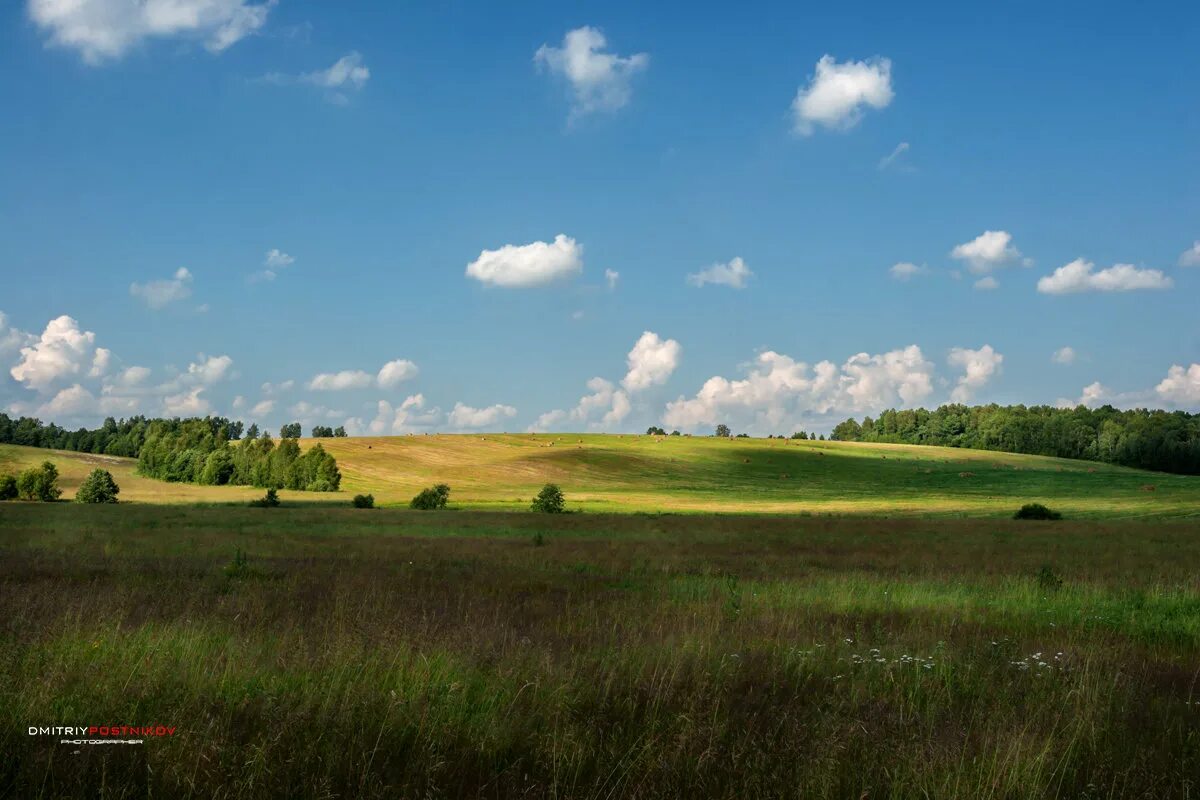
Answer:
xmin=352 ymin=493 xmax=375 ymax=509
xmin=410 ymin=483 xmax=450 ymax=510
xmin=0 ymin=474 xmax=16 ymax=501
xmin=1037 ymin=565 xmax=1064 ymax=591
xmin=249 ymin=488 xmax=280 ymax=508
xmin=532 ymin=531 xmax=545 ymax=547
xmin=531 ymin=483 xmax=565 ymax=514
xmin=76 ymin=469 xmax=120 ymax=504
xmin=1014 ymin=503 xmax=1062 ymax=520
xmin=17 ymin=461 xmax=61 ymax=502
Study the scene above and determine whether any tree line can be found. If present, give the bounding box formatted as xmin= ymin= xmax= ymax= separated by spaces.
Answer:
xmin=0 ymin=414 xmax=341 ymax=492
xmin=830 ymin=404 xmax=1200 ymax=475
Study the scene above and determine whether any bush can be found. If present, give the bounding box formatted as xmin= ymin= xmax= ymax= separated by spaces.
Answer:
xmin=76 ymin=469 xmax=120 ymax=504
xmin=1037 ymin=565 xmax=1064 ymax=591
xmin=410 ymin=483 xmax=450 ymax=510
xmin=0 ymin=474 xmax=16 ymax=501
xmin=1014 ymin=503 xmax=1062 ymax=520
xmin=17 ymin=461 xmax=61 ymax=502
xmin=531 ymin=483 xmax=565 ymax=514
xmin=352 ymin=493 xmax=375 ymax=509
xmin=249 ymin=488 xmax=280 ymax=508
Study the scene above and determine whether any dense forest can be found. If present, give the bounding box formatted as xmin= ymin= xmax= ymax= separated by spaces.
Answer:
xmin=831 ymin=404 xmax=1200 ymax=475
xmin=0 ymin=414 xmax=340 ymax=491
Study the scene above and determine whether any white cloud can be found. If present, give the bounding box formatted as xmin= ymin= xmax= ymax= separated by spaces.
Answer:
xmin=28 ymin=0 xmax=273 ymax=64
xmin=622 ymin=331 xmax=681 ymax=392
xmin=39 ymin=384 xmax=97 ymax=417
xmin=130 ymin=267 xmax=193 ymax=309
xmin=448 ymin=402 xmax=517 ymax=429
xmin=261 ymin=52 xmax=369 ymax=104
xmin=0 ymin=312 xmax=35 ymax=356
xmin=1037 ymin=258 xmax=1173 ymax=294
xmin=88 ymin=347 xmax=112 ymax=377
xmin=1179 ymin=242 xmax=1200 ymax=268
xmin=347 ymin=394 xmax=442 ymax=435
xmin=973 ymin=276 xmax=999 ymax=291
xmin=878 ymin=141 xmax=910 ymax=170
xmin=1051 ymin=346 xmax=1076 ymax=365
xmin=465 ymin=234 xmax=583 ymax=288
xmin=663 ymin=345 xmax=934 ymax=432
xmin=250 ymin=399 xmax=275 ymax=417
xmin=162 ymin=386 xmax=211 ymax=417
xmin=605 ymin=269 xmax=619 ymax=290
xmin=535 ymin=26 xmax=648 ymax=118
xmin=377 ymin=359 xmax=418 ymax=388
xmin=308 ymin=370 xmax=374 ymax=391
xmin=1057 ymin=381 xmax=1111 ymax=409
xmin=1155 ymin=364 xmax=1200 ymax=407
xmin=117 ymin=365 xmax=151 ymax=386
xmin=889 ymin=262 xmax=927 ymax=281
xmin=947 ymin=345 xmax=1003 ymax=403
xmin=791 ymin=55 xmax=893 ymax=136
xmin=251 ymin=248 xmax=294 ymax=281
xmin=950 ymin=231 xmax=1022 ymax=275
xmin=186 ymin=354 xmax=233 ymax=385
xmin=9 ymin=315 xmax=101 ymax=392
xmin=308 ymin=359 xmax=419 ymax=391
xmin=686 ymin=256 xmax=752 ymax=289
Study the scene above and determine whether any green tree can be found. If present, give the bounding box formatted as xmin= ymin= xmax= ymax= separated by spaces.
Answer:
xmin=0 ymin=474 xmax=17 ymax=500
xmin=531 ymin=483 xmax=565 ymax=513
xmin=715 ymin=424 xmax=731 ymax=438
xmin=76 ymin=469 xmax=120 ymax=503
xmin=280 ymin=423 xmax=302 ymax=439
xmin=410 ymin=483 xmax=450 ymax=510
xmin=16 ymin=461 xmax=61 ymax=502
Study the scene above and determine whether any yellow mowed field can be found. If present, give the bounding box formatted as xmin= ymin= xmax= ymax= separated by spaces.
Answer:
xmin=5 ymin=433 xmax=1196 ymax=517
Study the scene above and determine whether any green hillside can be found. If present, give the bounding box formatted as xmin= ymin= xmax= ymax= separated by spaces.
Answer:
xmin=7 ymin=433 xmax=1195 ymax=517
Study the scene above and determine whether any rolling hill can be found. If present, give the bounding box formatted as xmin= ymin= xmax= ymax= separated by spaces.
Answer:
xmin=3 ymin=433 xmax=1198 ymax=517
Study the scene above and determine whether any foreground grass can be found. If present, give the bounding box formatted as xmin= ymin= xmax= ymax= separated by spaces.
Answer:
xmin=2 ymin=504 xmax=1199 ymax=798
xmin=5 ymin=433 xmax=1200 ymax=517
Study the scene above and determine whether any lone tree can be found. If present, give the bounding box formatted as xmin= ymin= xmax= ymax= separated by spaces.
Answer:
xmin=410 ymin=483 xmax=451 ymax=510
xmin=715 ymin=424 xmax=731 ymax=438
xmin=76 ymin=469 xmax=120 ymax=504
xmin=531 ymin=483 xmax=565 ymax=514
xmin=17 ymin=461 xmax=61 ymax=502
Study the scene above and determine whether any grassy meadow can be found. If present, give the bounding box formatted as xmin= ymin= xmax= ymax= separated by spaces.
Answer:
xmin=5 ymin=432 xmax=1200 ymax=517
xmin=2 ymin=435 xmax=1199 ymax=797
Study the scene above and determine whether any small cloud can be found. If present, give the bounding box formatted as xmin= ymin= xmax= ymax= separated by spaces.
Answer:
xmin=878 ymin=141 xmax=911 ymax=171
xmin=792 ymin=55 xmax=894 ymax=136
xmin=261 ymin=52 xmax=369 ymax=104
xmin=1037 ymin=258 xmax=1172 ymax=294
xmin=1179 ymin=241 xmax=1200 ymax=267
xmin=448 ymin=402 xmax=517 ymax=429
xmin=973 ymin=276 xmax=999 ymax=291
xmin=889 ymin=262 xmax=927 ymax=281
xmin=466 ymin=234 xmax=583 ymax=288
xmin=130 ymin=267 xmax=193 ymax=309
xmin=1051 ymin=346 xmax=1077 ymax=365
xmin=251 ymin=248 xmax=295 ymax=282
xmin=687 ymin=257 xmax=752 ymax=289
xmin=605 ymin=269 xmax=619 ymax=290
xmin=535 ymin=26 xmax=648 ymax=119
xmin=950 ymin=231 xmax=1022 ymax=275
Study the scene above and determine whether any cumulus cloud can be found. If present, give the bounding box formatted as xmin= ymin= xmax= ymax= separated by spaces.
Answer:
xmin=791 ymin=55 xmax=893 ymax=136
xmin=622 ymin=331 xmax=681 ymax=392
xmin=1156 ymin=364 xmax=1200 ymax=407
xmin=1052 ymin=346 xmax=1076 ymax=365
xmin=9 ymin=315 xmax=102 ymax=392
xmin=250 ymin=399 xmax=275 ymax=417
xmin=466 ymin=234 xmax=583 ymax=288
xmin=947 ymin=345 xmax=1003 ymax=403
xmin=186 ymin=354 xmax=233 ymax=385
xmin=262 ymin=52 xmax=370 ymax=104
xmin=1057 ymin=381 xmax=1111 ymax=409
xmin=1179 ymin=242 xmax=1200 ymax=268
xmin=162 ymin=386 xmax=211 ymax=417
xmin=686 ymin=257 xmax=752 ymax=289
xmin=535 ymin=26 xmax=648 ymax=118
xmin=308 ymin=370 xmax=374 ymax=391
xmin=344 ymin=394 xmax=440 ymax=436
xmin=448 ymin=402 xmax=517 ymax=429
xmin=973 ymin=276 xmax=999 ymax=291
xmin=605 ymin=269 xmax=620 ymax=290
xmin=308 ymin=359 xmax=419 ymax=391
xmin=1037 ymin=258 xmax=1172 ymax=294
xmin=0 ymin=312 xmax=35 ymax=356
xmin=889 ymin=262 xmax=927 ymax=281
xmin=117 ymin=365 xmax=151 ymax=386
xmin=251 ymin=248 xmax=294 ymax=282
xmin=950 ymin=231 xmax=1022 ymax=275
xmin=28 ymin=0 xmax=273 ymax=64
xmin=130 ymin=267 xmax=193 ymax=309
xmin=663 ymin=345 xmax=934 ymax=432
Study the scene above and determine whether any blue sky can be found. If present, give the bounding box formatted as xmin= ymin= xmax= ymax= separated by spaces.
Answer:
xmin=1 ymin=0 xmax=1197 ymax=435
